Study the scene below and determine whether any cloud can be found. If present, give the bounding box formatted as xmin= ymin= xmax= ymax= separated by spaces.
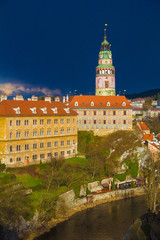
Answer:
xmin=0 ymin=82 xmax=62 ymax=97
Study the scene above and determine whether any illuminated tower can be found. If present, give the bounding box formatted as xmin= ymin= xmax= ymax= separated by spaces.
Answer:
xmin=95 ymin=25 xmax=116 ymax=96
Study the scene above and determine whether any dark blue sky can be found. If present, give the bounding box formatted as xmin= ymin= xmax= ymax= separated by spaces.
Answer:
xmin=0 ymin=0 xmax=160 ymax=96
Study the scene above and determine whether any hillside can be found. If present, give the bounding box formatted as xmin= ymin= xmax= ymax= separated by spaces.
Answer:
xmin=126 ymin=88 xmax=160 ymax=99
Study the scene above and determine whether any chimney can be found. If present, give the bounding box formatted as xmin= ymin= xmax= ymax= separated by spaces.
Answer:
xmin=14 ymin=94 xmax=24 ymax=101
xmin=63 ymin=96 xmax=65 ymax=103
xmin=31 ymin=95 xmax=38 ymax=101
xmin=66 ymin=94 xmax=69 ymax=102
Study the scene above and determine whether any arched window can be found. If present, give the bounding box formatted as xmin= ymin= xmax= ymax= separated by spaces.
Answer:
xmin=122 ymin=102 xmax=126 ymax=106
xmin=75 ymin=101 xmax=78 ymax=106
xmin=107 ymin=101 xmax=110 ymax=107
xmin=91 ymin=101 xmax=94 ymax=106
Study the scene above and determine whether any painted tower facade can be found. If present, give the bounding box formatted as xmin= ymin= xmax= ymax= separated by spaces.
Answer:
xmin=95 ymin=28 xmax=116 ymax=96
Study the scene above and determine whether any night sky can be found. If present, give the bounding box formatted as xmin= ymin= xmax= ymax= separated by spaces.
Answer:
xmin=0 ymin=0 xmax=160 ymax=97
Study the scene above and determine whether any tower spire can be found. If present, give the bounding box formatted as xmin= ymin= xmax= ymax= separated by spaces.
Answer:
xmin=104 ymin=24 xmax=107 ymax=40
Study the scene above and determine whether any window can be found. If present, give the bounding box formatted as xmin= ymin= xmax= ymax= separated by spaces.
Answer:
xmin=10 ymin=132 xmax=12 ymax=139
xmin=67 ymin=128 xmax=70 ymax=134
xmin=40 ymin=119 xmax=44 ymax=125
xmin=40 ymin=130 xmax=44 ymax=136
xmin=67 ymin=140 xmax=70 ymax=145
xmin=61 ymin=129 xmax=64 ymax=134
xmin=73 ymin=140 xmax=75 ymax=144
xmin=73 ymin=118 xmax=75 ymax=123
xmin=91 ymin=101 xmax=94 ymax=106
xmin=10 ymin=120 xmax=12 ymax=126
xmin=107 ymin=101 xmax=110 ymax=107
xmin=25 ymin=131 xmax=29 ymax=137
xmin=10 ymin=158 xmax=13 ymax=163
xmin=67 ymin=118 xmax=70 ymax=124
xmin=73 ymin=128 xmax=75 ymax=133
xmin=94 ymin=120 xmax=96 ymax=124
xmin=24 ymin=120 xmax=29 ymax=125
xmin=79 ymin=120 xmax=81 ymax=124
xmin=40 ymin=143 xmax=44 ymax=148
xmin=54 ymin=129 xmax=58 ymax=135
xmin=54 ymin=152 xmax=58 ymax=157
xmin=94 ymin=111 xmax=96 ymax=116
xmin=75 ymin=101 xmax=78 ymax=106
xmin=54 ymin=141 xmax=58 ymax=147
xmin=16 ymin=145 xmax=21 ymax=151
xmin=54 ymin=119 xmax=58 ymax=124
xmin=33 ymin=119 xmax=37 ymax=125
xmin=118 ymin=119 xmax=121 ymax=124
xmin=84 ymin=111 xmax=86 ymax=116
xmin=124 ymin=120 xmax=126 ymax=124
xmin=10 ymin=146 xmax=12 ymax=152
xmin=47 ymin=119 xmax=51 ymax=124
xmin=99 ymin=119 xmax=101 ymax=124
xmin=122 ymin=102 xmax=126 ymax=106
xmin=16 ymin=120 xmax=21 ymax=126
xmin=113 ymin=120 xmax=116 ymax=124
xmin=73 ymin=149 xmax=75 ymax=153
xmin=113 ymin=111 xmax=116 ymax=116
xmin=60 ymin=119 xmax=64 ymax=124
xmin=108 ymin=119 xmax=111 ymax=124
xmin=33 ymin=155 xmax=37 ymax=160
xmin=33 ymin=131 xmax=37 ymax=136
xmin=104 ymin=120 xmax=106 ymax=124
xmin=48 ymin=153 xmax=52 ymax=157
xmin=47 ymin=130 xmax=51 ymax=135
xmin=16 ymin=157 xmax=21 ymax=162
xmin=40 ymin=154 xmax=45 ymax=159
xmin=103 ymin=111 xmax=106 ymax=115
xmin=67 ymin=150 xmax=71 ymax=155
xmin=61 ymin=141 xmax=64 ymax=146
xmin=16 ymin=132 xmax=21 ymax=138
xmin=61 ymin=151 xmax=65 ymax=156
xmin=84 ymin=120 xmax=86 ymax=124
xmin=124 ymin=110 xmax=126 ymax=116
xmin=25 ymin=144 xmax=29 ymax=150
xmin=33 ymin=143 xmax=37 ymax=149
xmin=89 ymin=119 xmax=91 ymax=124
xmin=47 ymin=142 xmax=51 ymax=147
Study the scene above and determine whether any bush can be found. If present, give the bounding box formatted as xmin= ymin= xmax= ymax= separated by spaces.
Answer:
xmin=0 ymin=164 xmax=6 ymax=173
xmin=131 ymin=181 xmax=135 ymax=188
xmin=86 ymin=187 xmax=92 ymax=195
xmin=115 ymin=173 xmax=126 ymax=181
xmin=130 ymin=163 xmax=138 ymax=179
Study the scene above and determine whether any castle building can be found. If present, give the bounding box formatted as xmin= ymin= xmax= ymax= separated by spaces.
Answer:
xmin=95 ymin=28 xmax=115 ymax=96
xmin=0 ymin=99 xmax=77 ymax=167
xmin=68 ymin=95 xmax=132 ymax=136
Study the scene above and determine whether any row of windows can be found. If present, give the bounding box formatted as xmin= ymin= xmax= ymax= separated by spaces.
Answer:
xmin=9 ymin=149 xmax=76 ymax=163
xmin=96 ymin=69 xmax=115 ymax=75
xmin=9 ymin=140 xmax=76 ymax=152
xmin=79 ymin=119 xmax=131 ymax=125
xmin=10 ymin=118 xmax=75 ymax=127
xmin=83 ymin=110 xmax=127 ymax=116
xmin=10 ymin=128 xmax=76 ymax=138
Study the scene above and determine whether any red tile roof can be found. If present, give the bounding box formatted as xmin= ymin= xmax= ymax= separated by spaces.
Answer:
xmin=138 ymin=122 xmax=150 ymax=131
xmin=156 ymin=133 xmax=160 ymax=141
xmin=142 ymin=134 xmax=154 ymax=141
xmin=68 ymin=95 xmax=132 ymax=109
xmin=0 ymin=100 xmax=77 ymax=116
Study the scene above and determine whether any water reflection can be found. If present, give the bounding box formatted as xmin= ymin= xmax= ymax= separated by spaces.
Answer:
xmin=35 ymin=196 xmax=146 ymax=240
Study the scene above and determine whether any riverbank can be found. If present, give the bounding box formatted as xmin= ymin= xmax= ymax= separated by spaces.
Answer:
xmin=24 ymin=187 xmax=145 ymax=240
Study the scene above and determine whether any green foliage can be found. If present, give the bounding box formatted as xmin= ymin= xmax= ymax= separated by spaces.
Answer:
xmin=0 ymin=164 xmax=6 ymax=173
xmin=115 ymin=173 xmax=126 ymax=181
xmin=131 ymin=181 xmax=135 ymax=188
xmin=145 ymin=117 xmax=160 ymax=135
xmin=78 ymin=131 xmax=94 ymax=154
xmin=112 ymin=178 xmax=115 ymax=190
xmin=16 ymin=174 xmax=42 ymax=188
xmin=130 ymin=163 xmax=139 ymax=179
xmin=0 ymin=173 xmax=16 ymax=185
xmin=86 ymin=187 xmax=92 ymax=195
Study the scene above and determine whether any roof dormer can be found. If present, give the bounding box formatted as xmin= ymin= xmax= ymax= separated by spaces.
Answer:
xmin=90 ymin=101 xmax=94 ymax=106
xmin=51 ymin=107 xmax=58 ymax=114
xmin=107 ymin=101 xmax=110 ymax=107
xmin=40 ymin=107 xmax=47 ymax=114
xmin=63 ymin=108 xmax=70 ymax=113
xmin=122 ymin=102 xmax=126 ymax=107
xmin=13 ymin=107 xmax=20 ymax=114
xmin=30 ymin=107 xmax=37 ymax=114
xmin=75 ymin=101 xmax=78 ymax=106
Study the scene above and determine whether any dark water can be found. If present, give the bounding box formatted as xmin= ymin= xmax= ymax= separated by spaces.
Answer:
xmin=35 ymin=196 xmax=147 ymax=240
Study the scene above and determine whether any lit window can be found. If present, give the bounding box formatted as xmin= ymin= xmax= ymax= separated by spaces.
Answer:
xmin=107 ymin=102 xmax=110 ymax=107
xmin=75 ymin=101 xmax=78 ymax=106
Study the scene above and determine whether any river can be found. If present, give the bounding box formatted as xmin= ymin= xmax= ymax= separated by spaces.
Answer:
xmin=35 ymin=196 xmax=147 ymax=240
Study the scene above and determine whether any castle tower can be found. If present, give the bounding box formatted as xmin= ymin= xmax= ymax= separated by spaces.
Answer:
xmin=95 ymin=26 xmax=116 ymax=96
